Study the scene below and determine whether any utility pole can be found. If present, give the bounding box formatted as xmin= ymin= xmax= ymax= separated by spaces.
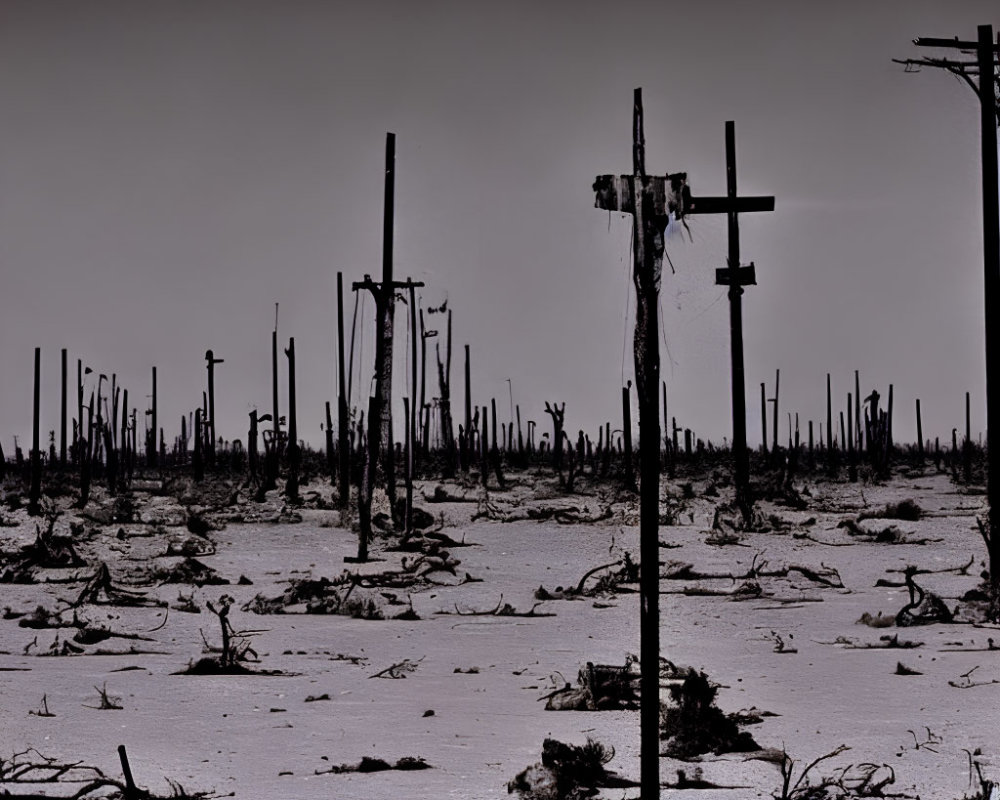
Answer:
xmin=686 ymin=121 xmax=773 ymax=521
xmin=592 ymin=87 xmax=682 ymax=800
xmin=897 ymin=26 xmax=1000 ymax=616
xmin=60 ymin=349 xmax=67 ymax=468
xmin=205 ymin=350 xmax=223 ymax=468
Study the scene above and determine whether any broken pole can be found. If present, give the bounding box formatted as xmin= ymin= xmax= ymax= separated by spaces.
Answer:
xmin=29 ymin=347 xmax=41 ymax=515
xmin=149 ymin=367 xmax=157 ymax=469
xmin=760 ymin=382 xmax=768 ymax=455
xmin=772 ymin=368 xmax=780 ymax=463
xmin=117 ymin=745 xmax=138 ymax=800
xmin=916 ymin=398 xmax=924 ymax=461
xmin=847 ymin=393 xmax=857 ymax=482
xmin=966 ymin=390 xmax=973 ymax=483
xmin=205 ymin=349 xmax=223 ymax=468
xmin=826 ymin=373 xmax=833 ymax=454
xmin=855 ymin=370 xmax=862 ymax=453
xmin=408 ymin=280 xmax=418 ymax=474
xmin=60 ymin=348 xmax=67 ymax=468
xmin=76 ymin=359 xmax=83 ymax=467
xmin=285 ymin=337 xmax=300 ymax=500
xmin=270 ymin=307 xmax=280 ymax=484
xmin=464 ymin=344 xmax=472 ymax=448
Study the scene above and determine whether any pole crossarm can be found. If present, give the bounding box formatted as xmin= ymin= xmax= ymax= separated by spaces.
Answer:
xmin=352 ymin=276 xmax=426 ymax=298
xmin=913 ymin=36 xmax=1000 ymax=51
xmin=687 ymin=195 xmax=774 ymax=215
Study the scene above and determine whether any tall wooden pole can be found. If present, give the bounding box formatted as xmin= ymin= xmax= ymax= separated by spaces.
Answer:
xmin=419 ymin=309 xmax=429 ymax=452
xmin=205 ymin=350 xmax=222 ymax=467
xmin=772 ymin=368 xmax=780 ymax=459
xmin=760 ymin=382 xmax=767 ymax=455
xmin=966 ymin=390 xmax=973 ymax=483
xmin=916 ymin=398 xmax=924 ymax=460
xmin=978 ymin=25 xmax=1000 ymax=612
xmin=377 ymin=132 xmax=397 ymax=506
xmin=272 ymin=314 xmax=280 ymax=461
xmin=29 ymin=347 xmax=41 ymax=515
xmin=464 ymin=344 xmax=472 ymax=450
xmin=60 ymin=349 xmax=67 ymax=468
xmin=150 ymin=367 xmax=157 ymax=469
xmin=285 ymin=337 xmax=299 ymax=499
xmin=855 ymin=370 xmax=862 ymax=453
xmin=909 ymin=25 xmax=1000 ymax=617
xmin=631 ymin=88 xmax=661 ymax=800
xmin=337 ymin=272 xmax=350 ymax=505
xmin=409 ymin=280 xmax=418 ymax=473
xmin=826 ymin=373 xmax=834 ymax=459
xmin=722 ymin=121 xmax=752 ymax=518
xmin=76 ymin=359 xmax=83 ymax=466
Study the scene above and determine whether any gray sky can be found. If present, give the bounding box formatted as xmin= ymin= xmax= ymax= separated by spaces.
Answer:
xmin=1 ymin=0 xmax=998 ymax=454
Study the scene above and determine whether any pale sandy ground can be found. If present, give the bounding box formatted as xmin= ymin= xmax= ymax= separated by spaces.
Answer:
xmin=0 ymin=468 xmax=996 ymax=799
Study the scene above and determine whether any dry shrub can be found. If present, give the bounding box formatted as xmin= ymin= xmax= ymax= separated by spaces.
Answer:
xmin=508 ymin=738 xmax=615 ymax=800
xmin=858 ymin=499 xmax=922 ymax=522
xmin=660 ymin=669 xmax=760 ymax=759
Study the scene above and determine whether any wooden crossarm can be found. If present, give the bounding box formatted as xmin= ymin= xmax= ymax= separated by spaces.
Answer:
xmin=593 ymin=173 xmax=689 ymax=218
xmin=687 ymin=195 xmax=774 ymax=215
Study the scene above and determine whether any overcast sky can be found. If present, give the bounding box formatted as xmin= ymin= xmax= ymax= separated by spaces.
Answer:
xmin=1 ymin=1 xmax=998 ymax=455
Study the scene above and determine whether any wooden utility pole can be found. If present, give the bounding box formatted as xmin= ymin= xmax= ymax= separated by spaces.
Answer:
xmin=270 ymin=306 xmax=280 ymax=486
xmin=285 ymin=337 xmax=300 ymax=500
xmin=29 ymin=347 xmax=41 ymax=515
xmin=592 ymin=87 xmax=677 ymax=800
xmin=408 ymin=280 xmax=418 ymax=487
xmin=687 ymin=121 xmax=773 ymax=520
xmin=900 ymin=24 xmax=999 ymax=616
xmin=205 ymin=350 xmax=223 ymax=467
xmin=771 ymin=369 xmax=780 ymax=463
xmin=916 ymin=399 xmax=924 ymax=461
xmin=149 ymin=367 xmax=157 ymax=468
xmin=60 ymin=349 xmax=67 ymax=468
xmin=591 ymin=97 xmax=773 ymax=794
xmin=351 ymin=134 xmax=425 ymax=516
xmin=464 ymin=344 xmax=472 ymax=455
xmin=419 ymin=308 xmax=436 ymax=454
xmin=760 ymin=382 xmax=768 ymax=455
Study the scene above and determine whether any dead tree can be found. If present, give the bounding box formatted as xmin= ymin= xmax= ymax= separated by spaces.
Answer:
xmin=284 ymin=338 xmax=300 ymax=501
xmin=544 ymin=401 xmax=566 ymax=473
